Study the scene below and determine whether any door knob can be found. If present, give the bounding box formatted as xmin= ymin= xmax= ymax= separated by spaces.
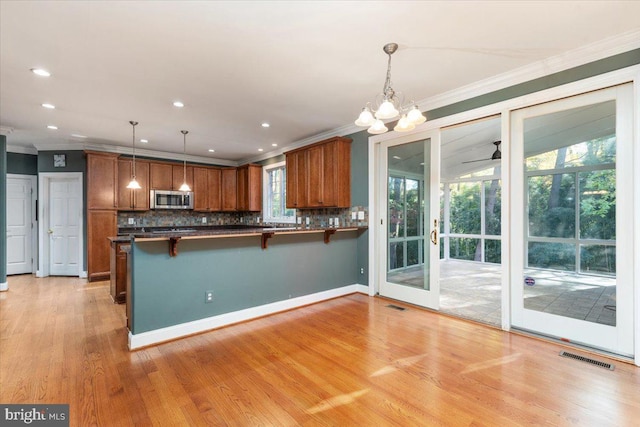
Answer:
xmin=430 ymin=219 xmax=438 ymax=245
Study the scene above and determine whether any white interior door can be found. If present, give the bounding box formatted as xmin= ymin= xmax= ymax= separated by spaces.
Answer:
xmin=49 ymin=177 xmax=81 ymax=276
xmin=510 ymin=84 xmax=634 ymax=357
xmin=378 ymin=132 xmax=440 ymax=308
xmin=6 ymin=175 xmax=34 ymax=275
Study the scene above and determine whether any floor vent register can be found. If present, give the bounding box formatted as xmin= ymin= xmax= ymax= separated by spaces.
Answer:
xmin=386 ymin=304 xmax=406 ymax=311
xmin=559 ymin=351 xmax=614 ymax=370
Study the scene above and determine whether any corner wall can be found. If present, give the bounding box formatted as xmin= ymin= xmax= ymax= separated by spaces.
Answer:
xmin=0 ymin=135 xmax=7 ymax=290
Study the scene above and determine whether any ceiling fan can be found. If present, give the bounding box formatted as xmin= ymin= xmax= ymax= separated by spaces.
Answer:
xmin=462 ymin=141 xmax=502 ymax=164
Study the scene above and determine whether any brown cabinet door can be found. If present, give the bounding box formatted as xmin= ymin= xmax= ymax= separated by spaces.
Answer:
xmin=286 ymin=151 xmax=307 ymax=209
xmin=307 ymin=145 xmax=324 ymax=207
xmin=322 ymin=142 xmax=337 ymax=206
xmin=149 ymin=162 xmax=173 ymax=190
xmin=237 ymin=164 xmax=262 ymax=212
xmin=118 ymin=159 xmax=149 ymax=210
xmin=193 ymin=167 xmax=210 ymax=211
xmin=237 ymin=166 xmax=248 ymax=211
xmin=87 ymin=152 xmax=118 ymax=209
xmin=88 ymin=210 xmax=117 ymax=281
xmin=172 ymin=165 xmax=193 ymax=191
xmin=221 ymin=168 xmax=237 ymax=211
xmin=208 ymin=168 xmax=221 ymax=211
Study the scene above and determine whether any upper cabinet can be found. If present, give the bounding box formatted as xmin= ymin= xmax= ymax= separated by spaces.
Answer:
xmin=117 ymin=158 xmax=150 ymax=211
xmin=149 ymin=161 xmax=193 ymax=191
xmin=285 ymin=136 xmax=351 ymax=209
xmin=87 ymin=151 xmax=118 ymax=210
xmin=221 ymin=168 xmax=237 ymax=211
xmin=237 ymin=164 xmax=262 ymax=212
xmin=193 ymin=166 xmax=221 ymax=212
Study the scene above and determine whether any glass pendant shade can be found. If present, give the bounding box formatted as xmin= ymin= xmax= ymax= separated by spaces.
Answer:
xmin=355 ymin=107 xmax=375 ymax=127
xmin=406 ymin=105 xmax=426 ymax=125
xmin=179 ymin=182 xmax=191 ymax=192
xmin=393 ymin=115 xmax=415 ymax=132
xmin=180 ymin=130 xmax=191 ymax=192
xmin=375 ymin=100 xmax=399 ymax=119
xmin=368 ymin=119 xmax=388 ymax=135
xmin=127 ymin=178 xmax=141 ymax=189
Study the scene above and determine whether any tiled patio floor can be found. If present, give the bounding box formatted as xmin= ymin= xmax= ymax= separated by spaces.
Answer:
xmin=387 ymin=259 xmax=616 ymax=328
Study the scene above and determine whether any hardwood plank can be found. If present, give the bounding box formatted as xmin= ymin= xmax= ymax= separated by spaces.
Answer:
xmin=1 ymin=275 xmax=639 ymax=426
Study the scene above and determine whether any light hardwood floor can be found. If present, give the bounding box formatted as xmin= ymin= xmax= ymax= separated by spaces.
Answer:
xmin=1 ymin=275 xmax=639 ymax=426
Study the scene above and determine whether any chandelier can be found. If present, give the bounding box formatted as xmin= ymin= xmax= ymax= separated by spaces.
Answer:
xmin=354 ymin=43 xmax=426 ymax=134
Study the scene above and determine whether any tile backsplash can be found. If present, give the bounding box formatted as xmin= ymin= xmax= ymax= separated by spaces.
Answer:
xmin=117 ymin=206 xmax=368 ymax=229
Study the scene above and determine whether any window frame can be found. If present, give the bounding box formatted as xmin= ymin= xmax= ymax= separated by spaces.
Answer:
xmin=262 ymin=160 xmax=296 ymax=224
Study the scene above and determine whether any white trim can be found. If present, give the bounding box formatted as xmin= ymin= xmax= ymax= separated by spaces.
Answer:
xmin=634 ymin=70 xmax=640 ymax=367
xmin=37 ymin=172 xmax=84 ymax=278
xmin=500 ymin=110 xmax=511 ymax=331
xmin=6 ymin=174 xmax=38 ymax=275
xmin=0 ymin=282 xmax=7 ymax=292
xmin=128 ymin=284 xmax=368 ymax=350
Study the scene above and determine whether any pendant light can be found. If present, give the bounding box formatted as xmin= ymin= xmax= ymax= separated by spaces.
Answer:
xmin=179 ymin=130 xmax=191 ymax=192
xmin=354 ymin=43 xmax=426 ymax=134
xmin=126 ymin=121 xmax=141 ymax=189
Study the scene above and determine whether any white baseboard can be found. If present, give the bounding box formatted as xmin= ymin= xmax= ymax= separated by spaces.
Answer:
xmin=79 ymin=271 xmax=88 ymax=279
xmin=0 ymin=282 xmax=7 ymax=292
xmin=129 ymin=284 xmax=370 ymax=350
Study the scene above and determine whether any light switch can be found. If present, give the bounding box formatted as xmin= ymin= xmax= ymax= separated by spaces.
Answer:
xmin=358 ymin=211 xmax=365 ymax=220
xmin=351 ymin=212 xmax=357 ymax=220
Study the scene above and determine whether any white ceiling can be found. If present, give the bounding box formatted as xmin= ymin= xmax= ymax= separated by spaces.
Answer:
xmin=1 ymin=1 xmax=639 ymax=165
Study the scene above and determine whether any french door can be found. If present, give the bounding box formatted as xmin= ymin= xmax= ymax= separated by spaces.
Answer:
xmin=378 ymin=132 xmax=440 ymax=309
xmin=510 ymin=84 xmax=634 ymax=357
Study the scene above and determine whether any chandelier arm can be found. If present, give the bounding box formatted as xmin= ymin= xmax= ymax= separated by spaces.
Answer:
xmin=383 ymin=52 xmax=393 ymax=98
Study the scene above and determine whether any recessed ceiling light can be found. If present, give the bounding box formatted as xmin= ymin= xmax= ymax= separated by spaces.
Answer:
xmin=41 ymin=103 xmax=55 ymax=109
xmin=173 ymin=101 xmax=184 ymax=108
xmin=71 ymin=133 xmax=87 ymax=138
xmin=258 ymin=148 xmax=264 ymax=152
xmin=31 ymin=68 xmax=51 ymax=77
xmin=261 ymin=123 xmax=270 ymax=128
xmin=271 ymin=143 xmax=278 ymax=147
xmin=140 ymin=139 xmax=148 ymax=143
xmin=47 ymin=125 xmax=58 ymax=130
xmin=208 ymin=149 xmax=215 ymax=153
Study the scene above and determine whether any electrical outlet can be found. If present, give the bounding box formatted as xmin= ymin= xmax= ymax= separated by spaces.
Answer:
xmin=329 ymin=218 xmax=334 ymax=226
xmin=351 ymin=211 xmax=357 ymax=220
xmin=334 ymin=217 xmax=339 ymax=227
xmin=202 ymin=217 xmax=207 ymax=224
xmin=205 ymin=291 xmax=214 ymax=303
xmin=358 ymin=211 xmax=365 ymax=220
xmin=360 ymin=267 xmax=364 ymax=275
xmin=297 ymin=217 xmax=302 ymax=224
xmin=306 ymin=217 xmax=310 ymax=225
xmin=128 ymin=218 xmax=135 ymax=225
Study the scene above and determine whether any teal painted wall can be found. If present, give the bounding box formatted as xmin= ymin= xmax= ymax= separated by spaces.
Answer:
xmin=0 ymin=136 xmax=6 ymax=284
xmin=7 ymin=153 xmax=37 ymax=175
xmin=131 ymin=231 xmax=359 ymax=334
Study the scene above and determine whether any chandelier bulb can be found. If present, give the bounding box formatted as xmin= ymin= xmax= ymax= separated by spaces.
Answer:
xmin=355 ymin=107 xmax=375 ymax=127
xmin=394 ymin=115 xmax=415 ymax=132
xmin=368 ymin=119 xmax=388 ymax=135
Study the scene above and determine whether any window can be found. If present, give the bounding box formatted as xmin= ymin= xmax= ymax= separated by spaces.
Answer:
xmin=263 ymin=161 xmax=296 ymax=223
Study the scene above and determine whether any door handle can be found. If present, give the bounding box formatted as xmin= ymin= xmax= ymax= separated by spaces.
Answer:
xmin=430 ymin=219 xmax=438 ymax=245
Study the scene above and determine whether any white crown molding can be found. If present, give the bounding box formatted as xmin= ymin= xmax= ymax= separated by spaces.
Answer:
xmin=414 ymin=28 xmax=640 ymax=114
xmin=7 ymin=144 xmax=38 ymax=155
xmin=31 ymin=141 xmax=237 ymax=166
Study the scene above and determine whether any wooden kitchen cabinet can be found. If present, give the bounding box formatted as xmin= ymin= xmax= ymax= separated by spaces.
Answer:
xmin=87 ymin=209 xmax=117 ymax=282
xmin=87 ymin=151 xmax=118 ymax=209
xmin=172 ymin=164 xmax=193 ymax=191
xmin=221 ymin=168 xmax=237 ymax=211
xmin=236 ymin=164 xmax=262 ymax=212
xmin=285 ymin=136 xmax=351 ymax=208
xmin=149 ymin=162 xmax=173 ymax=190
xmin=110 ymin=240 xmax=128 ymax=304
xmin=193 ymin=166 xmax=221 ymax=211
xmin=117 ymin=158 xmax=149 ymax=210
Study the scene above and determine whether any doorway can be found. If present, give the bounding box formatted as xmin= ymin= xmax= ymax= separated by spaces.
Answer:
xmin=38 ymin=173 xmax=84 ymax=277
xmin=510 ymin=84 xmax=634 ymax=357
xmin=6 ymin=174 xmax=37 ymax=275
xmin=377 ymin=131 xmax=440 ymax=309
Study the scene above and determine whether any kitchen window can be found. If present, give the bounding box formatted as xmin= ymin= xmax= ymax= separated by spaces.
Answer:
xmin=263 ymin=161 xmax=296 ymax=223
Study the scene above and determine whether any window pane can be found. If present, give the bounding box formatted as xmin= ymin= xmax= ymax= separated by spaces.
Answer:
xmin=528 ymin=174 xmax=575 ymax=238
xmin=579 ymin=169 xmax=616 ymax=240
xmin=389 ymin=242 xmax=404 ymax=270
xmin=406 ymin=178 xmax=420 ymax=237
xmin=449 ymin=182 xmax=481 ymax=235
xmin=527 ymin=242 xmax=575 ymax=271
xmin=449 ymin=237 xmax=480 ymax=261
xmin=485 ymin=239 xmax=501 ymax=264
xmin=484 ymin=179 xmax=501 ymax=235
xmin=407 ymin=240 xmax=419 ymax=266
xmin=580 ymin=245 xmax=616 ymax=275
xmin=389 ymin=176 xmax=405 ymax=238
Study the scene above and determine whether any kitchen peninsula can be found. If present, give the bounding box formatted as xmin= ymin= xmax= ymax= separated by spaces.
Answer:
xmin=116 ymin=225 xmax=367 ymax=350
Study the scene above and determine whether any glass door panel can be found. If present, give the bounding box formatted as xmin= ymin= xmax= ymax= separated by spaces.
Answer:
xmin=510 ymin=84 xmax=634 ymax=357
xmin=379 ymin=133 xmax=440 ymax=309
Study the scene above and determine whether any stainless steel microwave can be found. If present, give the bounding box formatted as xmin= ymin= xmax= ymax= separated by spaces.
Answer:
xmin=150 ymin=190 xmax=193 ymax=209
